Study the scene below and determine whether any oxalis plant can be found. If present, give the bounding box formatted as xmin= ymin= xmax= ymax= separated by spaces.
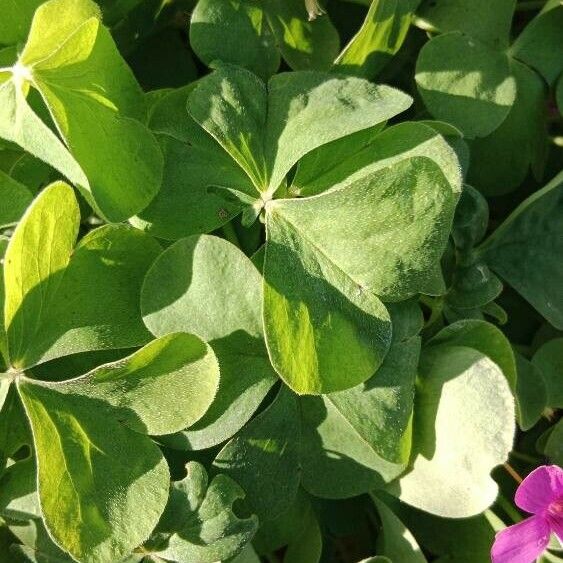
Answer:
xmin=0 ymin=0 xmax=562 ymax=562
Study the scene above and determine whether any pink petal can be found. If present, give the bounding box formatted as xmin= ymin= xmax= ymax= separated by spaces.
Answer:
xmin=548 ymin=513 xmax=563 ymax=545
xmin=515 ymin=465 xmax=563 ymax=514
xmin=491 ymin=515 xmax=550 ymax=563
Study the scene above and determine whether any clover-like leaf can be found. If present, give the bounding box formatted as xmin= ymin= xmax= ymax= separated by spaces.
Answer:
xmin=142 ymin=235 xmax=277 ymax=449
xmin=264 ymin=156 xmax=457 ymax=394
xmin=0 ymin=0 xmax=43 ymax=46
xmin=479 ymin=170 xmax=563 ymax=329
xmin=187 ymin=65 xmax=412 ymax=194
xmin=4 ymin=182 xmax=161 ymax=369
xmin=415 ymin=32 xmax=516 ymax=138
xmin=154 ymin=462 xmax=258 ymax=563
xmin=15 ymin=332 xmax=219 ymax=562
xmin=190 ymin=0 xmax=339 ymax=80
xmin=398 ymin=344 xmax=515 ymax=517
xmin=0 ymin=0 xmax=163 ymax=221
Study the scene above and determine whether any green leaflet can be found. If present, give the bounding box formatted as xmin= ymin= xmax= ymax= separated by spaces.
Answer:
xmin=4 ymin=182 xmax=161 ymax=369
xmin=468 ymin=60 xmax=548 ymax=195
xmin=415 ymin=32 xmax=516 ymax=138
xmin=0 ymin=0 xmax=163 ymax=222
xmin=334 ymin=0 xmax=420 ymax=78
xmin=190 ymin=0 xmax=340 ymax=80
xmin=415 ymin=0 xmax=515 ymax=49
xmin=154 ymin=462 xmax=258 ymax=562
xmin=16 ymin=333 xmax=219 ymax=562
xmin=510 ymin=3 xmax=563 ymax=86
xmin=131 ymin=85 xmax=254 ymax=240
xmin=371 ymin=495 xmax=427 ymax=563
xmin=141 ymin=235 xmax=277 ymax=449
xmin=480 ymin=170 xmax=563 ymax=329
xmin=300 ymin=337 xmax=419 ymax=498
xmin=515 ymin=352 xmax=547 ymax=431
xmin=532 ymin=338 xmax=563 ymax=408
xmin=291 ymin=121 xmax=462 ymax=197
xmin=0 ymin=169 xmax=33 ymax=228
xmin=264 ymin=157 xmax=456 ymax=394
xmin=398 ymin=345 xmax=515 ymax=518
xmin=213 ymin=386 xmax=302 ymax=522
xmin=187 ymin=65 xmax=412 ymax=194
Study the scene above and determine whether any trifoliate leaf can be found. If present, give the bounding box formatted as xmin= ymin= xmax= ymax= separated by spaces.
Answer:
xmin=0 ymin=169 xmax=33 ymax=228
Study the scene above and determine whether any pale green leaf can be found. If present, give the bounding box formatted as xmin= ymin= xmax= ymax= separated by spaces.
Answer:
xmin=428 ymin=319 xmax=517 ymax=391
xmin=335 ymin=0 xmax=419 ymax=78
xmin=0 ymin=169 xmax=33 ymax=228
xmin=416 ymin=32 xmax=516 ymax=138
xmin=283 ymin=506 xmax=322 ymax=563
xmin=156 ymin=462 xmax=258 ymax=563
xmin=213 ymin=386 xmax=301 ymax=522
xmin=1 ymin=0 xmax=163 ymax=222
xmin=141 ymin=235 xmax=277 ymax=448
xmin=4 ymin=182 xmax=161 ymax=369
xmin=532 ymin=338 xmax=563 ymax=408
xmin=19 ymin=0 xmax=100 ymax=65
xmin=416 ymin=0 xmax=515 ymax=49
xmin=398 ymin=345 xmax=515 ymax=517
xmin=480 ymin=170 xmax=563 ymax=329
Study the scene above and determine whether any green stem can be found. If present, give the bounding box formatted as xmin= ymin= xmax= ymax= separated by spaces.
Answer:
xmin=496 ymin=493 xmax=523 ymax=523
xmin=222 ymin=221 xmax=240 ymax=248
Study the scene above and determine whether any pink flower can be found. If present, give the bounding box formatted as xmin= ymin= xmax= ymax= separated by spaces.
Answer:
xmin=491 ymin=465 xmax=563 ymax=563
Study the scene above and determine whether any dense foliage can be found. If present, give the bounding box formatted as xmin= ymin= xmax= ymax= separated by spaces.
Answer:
xmin=0 ymin=0 xmax=562 ymax=561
